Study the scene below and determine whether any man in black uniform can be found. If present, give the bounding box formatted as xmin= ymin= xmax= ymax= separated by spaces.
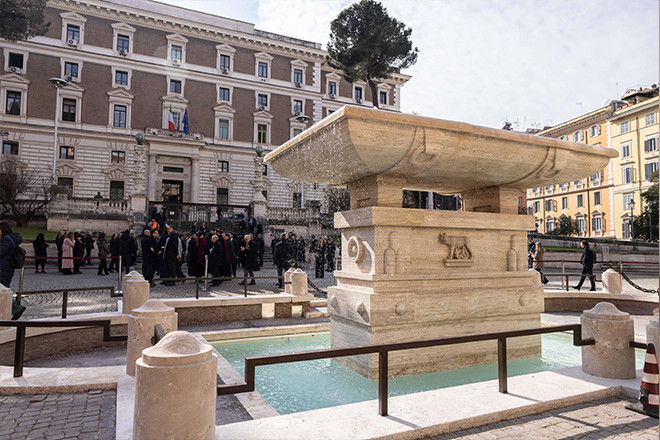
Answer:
xmin=274 ymin=233 xmax=291 ymax=288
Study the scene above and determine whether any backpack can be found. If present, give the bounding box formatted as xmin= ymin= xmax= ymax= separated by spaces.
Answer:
xmin=10 ymin=244 xmax=26 ymax=269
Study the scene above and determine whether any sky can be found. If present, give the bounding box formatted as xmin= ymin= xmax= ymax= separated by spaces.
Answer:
xmin=159 ymin=0 xmax=659 ymax=131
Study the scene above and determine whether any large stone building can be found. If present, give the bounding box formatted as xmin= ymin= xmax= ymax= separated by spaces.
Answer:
xmin=526 ymin=84 xmax=658 ymax=239
xmin=0 ymin=0 xmax=410 ymax=229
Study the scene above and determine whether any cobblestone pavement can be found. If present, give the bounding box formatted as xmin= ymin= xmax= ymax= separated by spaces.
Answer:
xmin=0 ymin=390 xmax=115 ymax=440
xmin=11 ymin=262 xmax=334 ymax=319
xmin=426 ymin=396 xmax=659 ymax=439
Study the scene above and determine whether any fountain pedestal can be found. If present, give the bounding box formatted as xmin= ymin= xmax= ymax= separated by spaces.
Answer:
xmin=265 ymin=106 xmax=617 ymax=378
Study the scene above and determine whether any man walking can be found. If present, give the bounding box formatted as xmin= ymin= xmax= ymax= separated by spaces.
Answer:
xmin=162 ymin=225 xmax=182 ymax=286
xmin=141 ymin=229 xmax=158 ymax=287
xmin=572 ymin=240 xmax=596 ymax=291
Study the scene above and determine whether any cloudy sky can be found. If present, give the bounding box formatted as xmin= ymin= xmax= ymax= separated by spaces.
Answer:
xmin=160 ymin=0 xmax=658 ymax=131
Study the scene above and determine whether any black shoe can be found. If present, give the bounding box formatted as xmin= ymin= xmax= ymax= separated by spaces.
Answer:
xmin=248 ymin=281 xmax=256 ymax=285
xmin=589 ymin=288 xmax=596 ymax=291
xmin=572 ymin=285 xmax=581 ymax=291
xmin=12 ymin=305 xmax=26 ymax=320
xmin=238 ymin=281 xmax=245 ymax=285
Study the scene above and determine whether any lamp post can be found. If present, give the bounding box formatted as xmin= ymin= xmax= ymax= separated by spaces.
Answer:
xmin=629 ymin=198 xmax=635 ymax=240
xmin=49 ymin=78 xmax=69 ymax=184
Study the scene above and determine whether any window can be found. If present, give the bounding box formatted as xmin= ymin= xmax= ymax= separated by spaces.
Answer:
xmin=328 ymin=81 xmax=337 ymax=96
xmin=8 ymin=53 xmax=24 ymax=69
xmin=258 ymin=62 xmax=268 ymax=78
xmin=532 ymin=201 xmax=540 ymax=213
xmin=292 ymin=128 xmax=302 ymax=137
xmin=293 ymin=99 xmax=303 ymax=114
xmin=354 ymin=87 xmax=363 ymax=101
xmin=621 ymin=142 xmax=631 ymax=158
xmin=379 ymin=91 xmax=387 ymax=105
xmin=623 ymin=193 xmax=633 ymax=209
xmin=574 ymin=179 xmax=584 ymax=187
xmin=293 ymin=69 xmax=303 ymax=84
xmin=622 ymin=166 xmax=633 ymax=184
xmin=219 ymin=54 xmax=230 ymax=72
xmin=257 ymin=124 xmax=267 ymax=144
xmin=561 ymin=196 xmax=568 ymax=210
xmin=262 ymin=165 xmax=268 ymax=176
xmin=67 ymin=24 xmax=80 ymax=43
xmin=109 ymin=181 xmax=124 ymax=200
xmin=57 ymin=177 xmax=73 ymax=193
xmin=111 ymin=150 xmax=125 ymax=164
xmin=588 ymin=125 xmax=600 ymax=137
xmin=592 ymin=217 xmax=602 ymax=231
xmin=593 ymin=191 xmax=601 ymax=205
xmin=115 ymin=70 xmax=128 ymax=86
xmin=576 ymin=218 xmax=585 ymax=233
xmin=170 ymin=79 xmax=181 ymax=94
xmin=113 ymin=105 xmax=127 ymax=128
xmin=257 ymin=94 xmax=268 ymax=109
xmin=163 ymin=166 xmax=184 ymax=173
xmin=559 ymin=182 xmax=569 ymax=191
xmin=293 ymin=192 xmax=302 ymax=208
xmin=2 ymin=141 xmax=18 ymax=155
xmin=171 ymin=45 xmax=182 ymax=61
xmin=59 ymin=146 xmax=74 ymax=160
xmin=218 ymin=119 xmax=229 ymax=140
xmin=5 ymin=91 xmax=21 ymax=115
xmin=577 ymin=194 xmax=584 ymax=208
xmin=545 ymin=199 xmax=554 ymax=211
xmin=620 ymin=121 xmax=630 ymax=133
xmin=572 ymin=131 xmax=583 ymax=142
xmin=645 ymin=162 xmax=658 ymax=180
xmin=172 ymin=112 xmax=180 ymax=131
xmin=546 ymin=220 xmax=554 ymax=232
xmin=590 ymin=172 xmax=601 ymax=183
xmin=117 ymin=34 xmax=130 ymax=52
xmin=64 ymin=62 xmax=78 ymax=79
xmin=217 ymin=160 xmax=229 ymax=173
xmin=216 ymin=187 xmax=228 ymax=205
xmin=218 ymin=87 xmax=230 ymax=101
xmin=62 ymin=98 xmax=76 ymax=122
xmin=646 ymin=113 xmax=656 ymax=126
xmin=261 ymin=190 xmax=268 ymax=199
xmin=644 ymin=137 xmax=658 ymax=153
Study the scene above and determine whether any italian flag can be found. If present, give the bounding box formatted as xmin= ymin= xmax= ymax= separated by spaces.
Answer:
xmin=168 ymin=105 xmax=175 ymax=132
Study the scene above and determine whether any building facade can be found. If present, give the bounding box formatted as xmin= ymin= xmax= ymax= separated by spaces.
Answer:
xmin=0 ymin=0 xmax=410 ymax=228
xmin=527 ymin=85 xmax=658 ymax=239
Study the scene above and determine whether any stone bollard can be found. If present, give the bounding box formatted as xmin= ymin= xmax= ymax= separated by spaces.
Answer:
xmin=581 ymin=302 xmax=636 ymax=379
xmin=126 ymin=299 xmax=178 ymax=376
xmin=284 ymin=267 xmax=295 ymax=294
xmin=601 ymin=268 xmax=622 ymax=294
xmin=647 ymin=316 xmax=659 ymax=355
xmin=134 ymin=331 xmax=217 ymax=440
xmin=0 ymin=285 xmax=12 ymax=329
xmin=290 ymin=269 xmax=308 ymax=296
xmin=123 ymin=271 xmax=149 ymax=315
xmin=528 ymin=268 xmax=542 ymax=285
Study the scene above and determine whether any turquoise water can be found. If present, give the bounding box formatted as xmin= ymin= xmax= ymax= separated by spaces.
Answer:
xmin=215 ymin=333 xmax=645 ymax=415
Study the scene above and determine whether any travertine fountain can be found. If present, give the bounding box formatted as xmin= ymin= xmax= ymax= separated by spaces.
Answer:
xmin=265 ymin=106 xmax=617 ymax=378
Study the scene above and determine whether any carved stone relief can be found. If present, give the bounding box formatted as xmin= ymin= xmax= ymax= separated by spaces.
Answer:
xmin=439 ymin=232 xmax=473 ymax=267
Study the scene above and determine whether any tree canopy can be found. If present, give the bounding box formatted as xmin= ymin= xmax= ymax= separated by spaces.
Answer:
xmin=327 ymin=0 xmax=418 ymax=108
xmin=0 ymin=0 xmax=50 ymax=42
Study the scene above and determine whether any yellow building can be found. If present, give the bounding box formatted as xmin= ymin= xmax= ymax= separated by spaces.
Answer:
xmin=527 ymin=106 xmax=613 ymax=237
xmin=609 ymin=87 xmax=659 ymax=239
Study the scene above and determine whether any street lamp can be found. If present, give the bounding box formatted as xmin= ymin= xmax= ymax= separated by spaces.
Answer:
xmin=49 ymin=78 xmax=69 ymax=184
xmin=629 ymin=198 xmax=635 ymax=240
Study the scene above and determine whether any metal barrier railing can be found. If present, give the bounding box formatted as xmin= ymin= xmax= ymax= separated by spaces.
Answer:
xmin=15 ymin=286 xmax=115 ymax=318
xmin=217 ymin=324 xmax=598 ymax=416
xmin=0 ymin=319 xmax=127 ymax=377
xmin=147 ymin=276 xmax=288 ymax=298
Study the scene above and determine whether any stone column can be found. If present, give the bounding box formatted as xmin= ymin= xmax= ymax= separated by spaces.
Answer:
xmin=0 ymin=285 xmax=12 ymax=329
xmin=290 ymin=268 xmax=308 ymax=296
xmin=123 ymin=271 xmax=149 ymax=315
xmin=191 ymin=156 xmax=200 ymax=203
xmin=647 ymin=317 xmax=659 ymax=355
xmin=581 ymin=302 xmax=636 ymax=379
xmin=147 ymin=153 xmax=158 ymax=202
xmin=284 ymin=268 xmax=295 ymax=294
xmin=134 ymin=331 xmax=217 ymax=440
xmin=601 ymin=268 xmax=622 ymax=293
xmin=126 ymin=299 xmax=178 ymax=376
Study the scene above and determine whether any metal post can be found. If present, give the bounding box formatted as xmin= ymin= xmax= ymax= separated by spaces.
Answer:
xmin=17 ymin=267 xmax=24 ymax=305
xmin=378 ymin=351 xmax=388 ymax=416
xmin=115 ymin=255 xmax=123 ymax=295
xmin=561 ymin=260 xmax=565 ymax=290
xmin=244 ymin=275 xmax=248 ymax=297
xmin=498 ymin=338 xmax=508 ymax=393
xmin=195 ymin=278 xmax=199 ymax=299
xmin=61 ymin=291 xmax=68 ymax=319
xmin=204 ymin=255 xmax=209 ymax=290
xmin=13 ymin=325 xmax=25 ymax=378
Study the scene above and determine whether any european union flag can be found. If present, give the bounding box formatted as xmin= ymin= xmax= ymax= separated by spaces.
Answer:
xmin=183 ymin=108 xmax=190 ymax=135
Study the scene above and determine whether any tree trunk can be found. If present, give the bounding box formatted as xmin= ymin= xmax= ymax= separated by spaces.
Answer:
xmin=367 ymin=77 xmax=379 ymax=109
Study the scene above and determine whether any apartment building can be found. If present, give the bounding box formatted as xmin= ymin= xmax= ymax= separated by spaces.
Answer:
xmin=0 ymin=0 xmax=410 ymax=220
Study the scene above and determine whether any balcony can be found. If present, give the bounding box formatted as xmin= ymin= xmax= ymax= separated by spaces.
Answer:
xmin=144 ymin=127 xmax=205 ymax=141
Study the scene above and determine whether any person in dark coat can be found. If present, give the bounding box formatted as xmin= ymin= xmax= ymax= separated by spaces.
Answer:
xmin=32 ymin=233 xmax=49 ymax=273
xmin=239 ymin=234 xmax=257 ymax=285
xmin=140 ymin=229 xmax=158 ymax=286
xmin=572 ymin=240 xmax=596 ymax=291
xmin=96 ymin=232 xmax=110 ymax=276
xmin=325 ymin=238 xmax=336 ymax=272
xmin=117 ymin=230 xmax=136 ymax=274
xmin=248 ymin=217 xmax=256 ymax=234
xmin=55 ymin=228 xmax=67 ymax=272
xmin=313 ymin=238 xmax=325 ymax=279
xmin=83 ymin=231 xmax=94 ymax=265
xmin=208 ymin=234 xmax=223 ymax=285
xmin=274 ymin=233 xmax=291 ymax=288
xmin=238 ymin=219 xmax=246 ymax=235
xmin=221 ymin=233 xmax=233 ymax=277
xmin=230 ymin=232 xmax=240 ymax=275
xmin=108 ymin=233 xmax=119 ymax=272
xmin=256 ymin=222 xmax=263 ymax=237
xmin=73 ymin=233 xmax=84 ymax=274
xmin=255 ymin=233 xmax=265 ymax=269
xmin=1 ymin=222 xmax=25 ymax=319
xmin=162 ymin=225 xmax=182 ymax=286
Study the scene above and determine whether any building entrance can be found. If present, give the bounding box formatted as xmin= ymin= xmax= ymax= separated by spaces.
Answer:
xmin=162 ymin=180 xmax=183 ymax=203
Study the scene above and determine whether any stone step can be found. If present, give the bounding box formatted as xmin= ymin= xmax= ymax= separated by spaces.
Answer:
xmin=304 ymin=307 xmax=330 ymax=319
